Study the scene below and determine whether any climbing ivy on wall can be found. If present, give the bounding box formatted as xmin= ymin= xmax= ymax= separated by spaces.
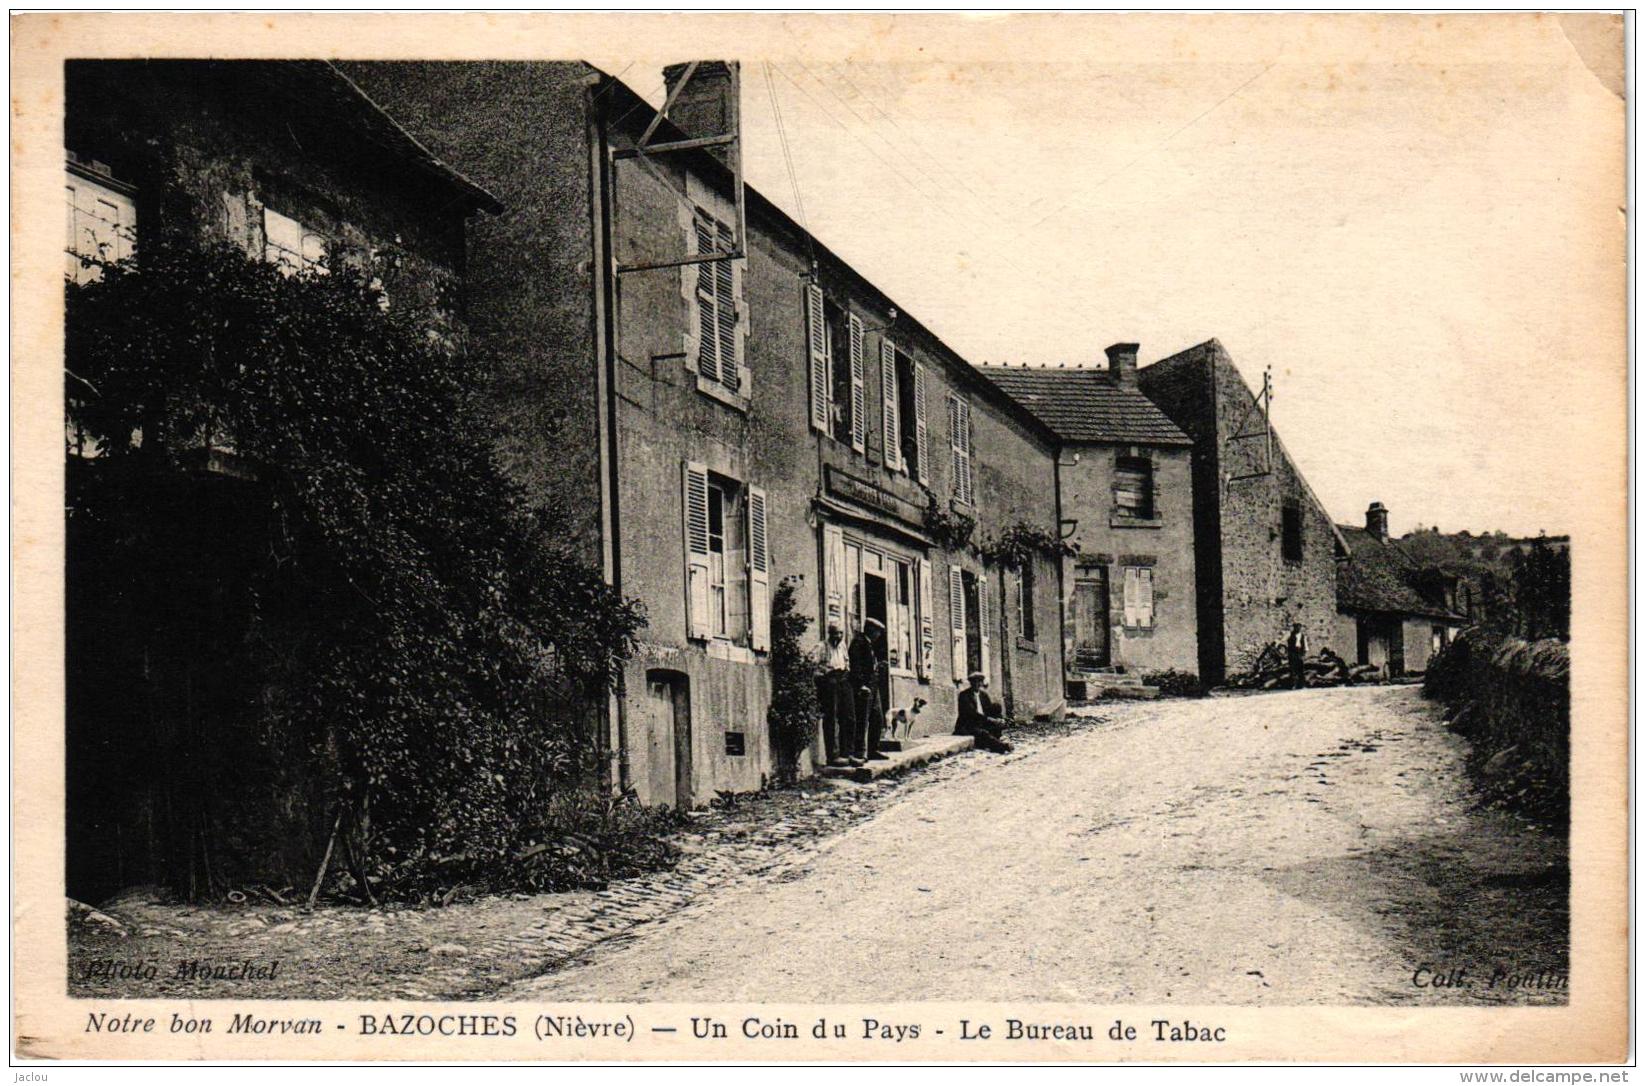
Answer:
xmin=65 ymin=238 xmax=646 ymax=899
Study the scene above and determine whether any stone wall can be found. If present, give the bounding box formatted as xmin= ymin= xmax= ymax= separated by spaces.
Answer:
xmin=1141 ymin=340 xmax=1341 ymax=683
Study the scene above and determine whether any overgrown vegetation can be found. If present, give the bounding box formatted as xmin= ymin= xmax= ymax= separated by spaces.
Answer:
xmin=922 ymin=495 xmax=977 ymax=552
xmin=1425 ymin=629 xmax=1569 ymax=831
xmin=66 ymin=238 xmax=650 ymax=902
xmin=765 ymin=577 xmax=824 ymax=785
xmin=977 ymin=520 xmax=1078 ymax=569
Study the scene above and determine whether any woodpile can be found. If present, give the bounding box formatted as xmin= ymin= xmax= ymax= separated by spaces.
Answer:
xmin=1225 ymin=642 xmax=1383 ymax=690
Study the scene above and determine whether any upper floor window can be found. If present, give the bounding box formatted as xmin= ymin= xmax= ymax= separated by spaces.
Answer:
xmin=65 ymin=160 xmax=136 ymax=284
xmin=1282 ymin=498 xmax=1304 ymax=562
xmin=262 ymin=206 xmax=327 ymax=276
xmin=947 ymin=394 xmax=974 ymax=506
xmin=805 ymin=283 xmax=863 ymax=451
xmin=689 ymin=207 xmax=745 ymax=400
xmin=1114 ymin=456 xmax=1155 ymax=520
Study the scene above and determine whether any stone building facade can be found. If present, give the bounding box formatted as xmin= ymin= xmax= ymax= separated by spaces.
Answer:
xmin=1335 ymin=502 xmax=1467 ymax=677
xmin=1138 ymin=340 xmax=1346 ymax=685
xmin=982 ymin=346 xmax=1199 ymax=692
xmin=349 ymin=60 xmax=1066 ymax=807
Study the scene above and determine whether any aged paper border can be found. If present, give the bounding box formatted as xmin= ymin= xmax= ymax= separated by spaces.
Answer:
xmin=11 ymin=11 xmax=1629 ymax=1063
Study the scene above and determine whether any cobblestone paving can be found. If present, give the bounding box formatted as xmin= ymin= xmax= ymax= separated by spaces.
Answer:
xmin=68 ymin=715 xmax=1100 ymax=1001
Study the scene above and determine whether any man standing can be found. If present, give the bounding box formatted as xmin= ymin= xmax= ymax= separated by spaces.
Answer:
xmin=849 ymin=618 xmax=890 ymax=764
xmin=955 ymin=671 xmax=1013 ymax=753
xmin=1286 ymin=622 xmax=1310 ymax=689
xmin=816 ymin=624 xmax=854 ymax=768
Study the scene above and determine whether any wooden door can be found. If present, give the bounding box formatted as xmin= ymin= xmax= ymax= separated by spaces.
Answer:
xmin=1073 ymin=573 xmax=1110 ymax=668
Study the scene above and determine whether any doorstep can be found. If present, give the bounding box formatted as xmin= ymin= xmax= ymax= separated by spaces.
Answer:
xmin=819 ymin=734 xmax=976 ymax=783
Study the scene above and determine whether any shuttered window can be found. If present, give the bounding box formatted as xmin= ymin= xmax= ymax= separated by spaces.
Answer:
xmin=1114 ymin=456 xmax=1154 ymax=519
xmin=912 ymin=362 xmax=930 ymax=486
xmin=848 ymin=313 xmax=866 ymax=452
xmin=916 ymin=556 xmax=934 ymax=679
xmin=977 ymin=572 xmax=992 ymax=685
xmin=692 ymin=210 xmax=740 ymax=395
xmin=881 ymin=340 xmax=901 ymax=471
xmin=683 ymin=462 xmax=712 ymax=640
xmin=748 ymin=486 xmax=771 ymax=651
xmin=684 ymin=461 xmax=764 ymax=647
xmin=806 ymin=283 xmax=830 ymax=433
xmin=948 ymin=565 xmax=967 ymax=682
xmin=948 ymin=394 xmax=974 ymax=505
xmin=1122 ymin=566 xmax=1155 ymax=629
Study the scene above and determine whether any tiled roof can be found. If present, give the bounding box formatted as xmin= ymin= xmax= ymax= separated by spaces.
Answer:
xmin=978 ymin=366 xmax=1192 ymax=446
xmin=1337 ymin=526 xmax=1463 ymax=621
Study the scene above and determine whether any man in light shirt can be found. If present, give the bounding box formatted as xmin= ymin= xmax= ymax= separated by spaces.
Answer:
xmin=816 ymin=624 xmax=854 ymax=768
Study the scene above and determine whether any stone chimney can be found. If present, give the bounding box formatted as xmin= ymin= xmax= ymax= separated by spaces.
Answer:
xmin=660 ymin=61 xmax=738 ymax=167
xmin=1105 ymin=343 xmax=1140 ymax=388
xmin=1366 ymin=501 xmax=1390 ymax=542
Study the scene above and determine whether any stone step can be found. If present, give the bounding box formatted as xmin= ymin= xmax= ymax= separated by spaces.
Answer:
xmin=1098 ymin=684 xmax=1159 ymax=700
xmin=818 ymin=734 xmax=976 ymax=783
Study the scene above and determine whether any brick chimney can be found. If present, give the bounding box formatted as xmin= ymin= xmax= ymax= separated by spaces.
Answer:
xmin=1105 ymin=343 xmax=1139 ymax=388
xmin=661 ymin=61 xmax=738 ymax=167
xmin=1366 ymin=501 xmax=1390 ymax=542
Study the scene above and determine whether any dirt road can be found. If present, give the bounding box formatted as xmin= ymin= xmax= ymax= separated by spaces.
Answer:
xmin=510 ymin=686 xmax=1567 ymax=1005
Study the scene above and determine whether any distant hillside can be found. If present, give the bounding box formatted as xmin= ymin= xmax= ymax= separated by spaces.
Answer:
xmin=1398 ymin=528 xmax=1570 ymax=569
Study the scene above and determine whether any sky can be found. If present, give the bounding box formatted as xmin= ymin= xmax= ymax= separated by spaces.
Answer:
xmin=595 ymin=14 xmax=1625 ymax=539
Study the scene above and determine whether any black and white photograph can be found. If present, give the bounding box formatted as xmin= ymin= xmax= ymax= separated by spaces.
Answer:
xmin=14 ymin=10 xmax=1629 ymax=1066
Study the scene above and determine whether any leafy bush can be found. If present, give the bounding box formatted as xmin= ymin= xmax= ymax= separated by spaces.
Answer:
xmin=765 ymin=577 xmax=823 ymax=785
xmin=1140 ymin=669 xmax=1204 ymax=698
xmin=66 ymin=238 xmax=647 ymax=899
xmin=1425 ymin=628 xmax=1569 ymax=830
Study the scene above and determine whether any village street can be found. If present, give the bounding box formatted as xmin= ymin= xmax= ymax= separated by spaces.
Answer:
xmin=510 ymin=685 xmax=1567 ymax=1005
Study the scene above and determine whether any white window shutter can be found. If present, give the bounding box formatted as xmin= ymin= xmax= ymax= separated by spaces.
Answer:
xmin=748 ymin=486 xmax=771 ymax=651
xmin=949 ymin=397 xmax=974 ymax=505
xmin=978 ymin=572 xmax=992 ymax=686
xmin=848 ymin=312 xmax=866 ymax=452
xmin=880 ymin=340 xmax=900 ymax=471
xmin=822 ymin=522 xmax=846 ymax=642
xmin=949 ymin=565 xmax=967 ymax=683
xmin=916 ymin=556 xmax=934 ymax=679
xmin=693 ymin=217 xmax=719 ymax=384
xmin=714 ymin=219 xmax=739 ymax=394
xmin=964 ymin=407 xmax=975 ymax=504
xmin=806 ymin=283 xmax=829 ymax=433
xmin=1139 ymin=567 xmax=1154 ymax=628
xmin=683 ymin=462 xmax=712 ymax=640
xmin=913 ymin=363 xmax=930 ymax=486
xmin=1122 ymin=567 xmax=1138 ymax=628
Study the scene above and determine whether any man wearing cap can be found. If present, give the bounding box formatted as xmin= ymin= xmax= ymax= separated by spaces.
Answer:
xmin=848 ymin=617 xmax=890 ymax=764
xmin=815 ymin=624 xmax=854 ymax=768
xmin=954 ymin=670 xmax=1013 ymax=754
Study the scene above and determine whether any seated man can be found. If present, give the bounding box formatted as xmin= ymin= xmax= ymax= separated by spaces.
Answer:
xmin=954 ymin=671 xmax=1013 ymax=754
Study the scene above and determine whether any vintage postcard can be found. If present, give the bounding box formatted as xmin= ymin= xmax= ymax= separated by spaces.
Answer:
xmin=11 ymin=11 xmax=1630 ymax=1065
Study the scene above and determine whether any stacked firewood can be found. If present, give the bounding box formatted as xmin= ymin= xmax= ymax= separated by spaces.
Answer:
xmin=1225 ymin=642 xmax=1383 ymax=690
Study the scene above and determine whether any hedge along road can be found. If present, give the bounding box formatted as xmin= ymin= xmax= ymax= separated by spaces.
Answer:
xmin=510 ymin=685 xmax=1567 ymax=1005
